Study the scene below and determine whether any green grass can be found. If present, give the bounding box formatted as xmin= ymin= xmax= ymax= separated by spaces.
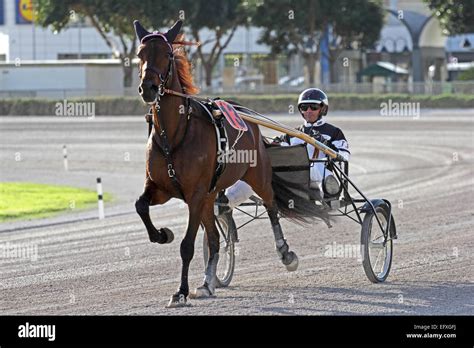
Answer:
xmin=0 ymin=182 xmax=112 ymax=222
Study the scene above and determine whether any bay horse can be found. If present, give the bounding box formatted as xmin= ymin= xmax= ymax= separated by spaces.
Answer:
xmin=133 ymin=20 xmax=326 ymax=308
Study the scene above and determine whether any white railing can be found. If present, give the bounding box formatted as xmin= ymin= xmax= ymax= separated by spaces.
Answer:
xmin=199 ymin=81 xmax=474 ymax=95
xmin=0 ymin=82 xmax=473 ymax=99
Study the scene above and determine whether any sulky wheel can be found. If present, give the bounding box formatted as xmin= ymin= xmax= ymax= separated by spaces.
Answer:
xmin=360 ymin=206 xmax=395 ymax=283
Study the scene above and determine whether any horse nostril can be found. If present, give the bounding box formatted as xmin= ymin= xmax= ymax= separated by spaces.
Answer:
xmin=140 ymin=80 xmax=157 ymax=93
xmin=138 ymin=86 xmax=144 ymax=95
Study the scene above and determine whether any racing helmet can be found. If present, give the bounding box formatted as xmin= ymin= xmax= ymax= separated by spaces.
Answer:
xmin=297 ymin=88 xmax=329 ymax=116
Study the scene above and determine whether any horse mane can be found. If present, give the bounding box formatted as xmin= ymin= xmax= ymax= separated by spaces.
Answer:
xmin=173 ymin=34 xmax=199 ymax=95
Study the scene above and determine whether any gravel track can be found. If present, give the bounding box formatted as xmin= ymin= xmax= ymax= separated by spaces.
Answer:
xmin=1 ymin=110 xmax=472 ymax=315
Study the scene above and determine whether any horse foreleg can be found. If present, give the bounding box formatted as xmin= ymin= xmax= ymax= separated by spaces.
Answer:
xmin=190 ymin=198 xmax=219 ymax=299
xmin=166 ymin=193 xmax=206 ymax=308
xmin=135 ymin=178 xmax=174 ymax=244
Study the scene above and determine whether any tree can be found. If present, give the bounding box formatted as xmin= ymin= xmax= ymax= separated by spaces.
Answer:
xmin=325 ymin=0 xmax=384 ymax=83
xmin=170 ymin=0 xmax=256 ymax=87
xmin=253 ymin=0 xmax=323 ymax=84
xmin=424 ymin=0 xmax=474 ymax=35
xmin=34 ymin=0 xmax=175 ymax=87
xmin=253 ymin=0 xmax=384 ymax=83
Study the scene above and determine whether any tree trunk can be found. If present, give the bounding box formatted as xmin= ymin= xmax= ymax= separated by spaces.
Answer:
xmin=329 ymin=57 xmax=336 ymax=83
xmin=123 ymin=63 xmax=133 ymax=88
xmin=192 ymin=27 xmax=237 ymax=89
xmin=204 ymin=63 xmax=213 ymax=87
xmin=329 ymin=50 xmax=341 ymax=83
xmin=304 ymin=54 xmax=317 ymax=85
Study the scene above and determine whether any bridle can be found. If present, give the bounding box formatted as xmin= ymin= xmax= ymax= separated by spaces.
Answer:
xmin=138 ymin=35 xmax=202 ymax=106
xmin=144 ymin=58 xmax=173 ymax=99
xmin=138 ymin=34 xmax=175 ymax=103
xmin=137 ymin=33 xmax=197 ymax=201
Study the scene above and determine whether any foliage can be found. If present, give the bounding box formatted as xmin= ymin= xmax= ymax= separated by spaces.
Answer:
xmin=253 ymin=0 xmax=384 ymax=83
xmin=167 ymin=0 xmax=256 ymax=86
xmin=424 ymin=0 xmax=474 ymax=35
xmin=457 ymin=68 xmax=474 ymax=80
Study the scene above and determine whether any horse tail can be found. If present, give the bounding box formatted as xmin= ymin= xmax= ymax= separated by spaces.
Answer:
xmin=271 ymin=172 xmax=331 ymax=225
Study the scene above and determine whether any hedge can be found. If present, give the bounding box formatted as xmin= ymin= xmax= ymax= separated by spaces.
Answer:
xmin=1 ymin=94 xmax=473 ymax=116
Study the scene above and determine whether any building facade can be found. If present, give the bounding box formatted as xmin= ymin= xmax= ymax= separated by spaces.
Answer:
xmin=0 ymin=0 xmax=471 ymax=96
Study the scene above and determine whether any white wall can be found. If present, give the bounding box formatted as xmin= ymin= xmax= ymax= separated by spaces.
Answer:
xmin=8 ymin=26 xmax=112 ymax=61
xmin=0 ymin=64 xmax=86 ymax=91
xmin=0 ymin=31 xmax=8 ymax=57
xmin=85 ymin=65 xmax=124 ymax=95
xmin=0 ymin=60 xmax=143 ymax=97
xmin=0 ymin=0 xmax=112 ymax=61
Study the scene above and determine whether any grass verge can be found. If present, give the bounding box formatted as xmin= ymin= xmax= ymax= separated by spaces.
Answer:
xmin=0 ymin=182 xmax=112 ymax=222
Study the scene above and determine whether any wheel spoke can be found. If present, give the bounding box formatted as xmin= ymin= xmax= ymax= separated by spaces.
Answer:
xmin=372 ymin=248 xmax=383 ymax=272
xmin=369 ymin=240 xmax=385 ymax=249
xmin=372 ymin=213 xmax=388 ymax=275
xmin=371 ymin=235 xmax=384 ymax=243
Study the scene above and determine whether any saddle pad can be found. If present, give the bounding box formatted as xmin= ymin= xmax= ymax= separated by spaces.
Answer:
xmin=214 ymin=100 xmax=248 ymax=131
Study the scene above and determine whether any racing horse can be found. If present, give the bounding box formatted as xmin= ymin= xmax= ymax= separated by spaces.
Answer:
xmin=133 ymin=20 xmax=327 ymax=307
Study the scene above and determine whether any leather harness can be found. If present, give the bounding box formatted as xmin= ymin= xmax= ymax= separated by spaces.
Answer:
xmin=142 ymin=38 xmax=227 ymax=201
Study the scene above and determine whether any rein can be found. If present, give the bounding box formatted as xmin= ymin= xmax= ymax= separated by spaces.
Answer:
xmin=162 ymin=88 xmax=197 ymax=99
xmin=146 ymin=47 xmax=189 ymax=201
xmin=149 ymin=88 xmax=191 ymax=202
xmin=140 ymin=36 xmax=204 ymax=201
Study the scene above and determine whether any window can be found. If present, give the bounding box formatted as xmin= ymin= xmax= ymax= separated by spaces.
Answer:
xmin=57 ymin=53 xmax=112 ymax=59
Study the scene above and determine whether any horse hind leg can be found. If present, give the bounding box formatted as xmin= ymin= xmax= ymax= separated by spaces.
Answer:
xmin=266 ymin=206 xmax=299 ymax=272
xmin=135 ymin=179 xmax=174 ymax=244
xmin=244 ymin=167 xmax=299 ymax=272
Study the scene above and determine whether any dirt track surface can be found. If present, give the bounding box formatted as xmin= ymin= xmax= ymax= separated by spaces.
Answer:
xmin=1 ymin=110 xmax=473 ymax=315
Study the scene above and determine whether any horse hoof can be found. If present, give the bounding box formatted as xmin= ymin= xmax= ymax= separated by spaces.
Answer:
xmin=159 ymin=227 xmax=174 ymax=244
xmin=149 ymin=227 xmax=174 ymax=244
xmin=189 ymin=285 xmax=215 ymax=299
xmin=165 ymin=293 xmax=189 ymax=308
xmin=148 ymin=228 xmax=162 ymax=243
xmin=284 ymin=251 xmax=299 ymax=272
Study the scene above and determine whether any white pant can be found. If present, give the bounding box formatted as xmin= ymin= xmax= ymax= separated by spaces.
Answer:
xmin=309 ymin=162 xmax=334 ymax=188
xmin=225 ymin=180 xmax=255 ymax=209
xmin=226 ymin=164 xmax=332 ymax=208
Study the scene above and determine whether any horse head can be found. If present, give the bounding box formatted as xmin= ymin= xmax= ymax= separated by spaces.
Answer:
xmin=134 ymin=20 xmax=182 ymax=103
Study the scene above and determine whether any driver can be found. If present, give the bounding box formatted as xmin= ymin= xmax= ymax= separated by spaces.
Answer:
xmin=218 ymin=88 xmax=350 ymax=213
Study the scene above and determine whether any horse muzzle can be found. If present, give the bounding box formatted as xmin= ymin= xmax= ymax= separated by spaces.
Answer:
xmin=139 ymin=80 xmax=159 ymax=103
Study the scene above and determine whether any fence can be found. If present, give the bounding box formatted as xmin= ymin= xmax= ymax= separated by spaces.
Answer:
xmin=0 ymin=82 xmax=473 ymax=99
xmin=199 ymin=81 xmax=474 ymax=95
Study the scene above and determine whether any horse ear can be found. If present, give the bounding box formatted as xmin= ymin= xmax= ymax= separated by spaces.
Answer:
xmin=165 ymin=20 xmax=183 ymax=43
xmin=133 ymin=20 xmax=150 ymax=42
